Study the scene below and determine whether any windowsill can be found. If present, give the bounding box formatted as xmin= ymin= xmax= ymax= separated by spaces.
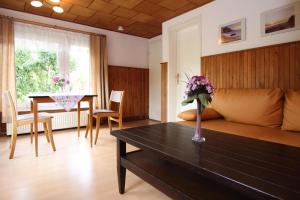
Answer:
xmin=17 ymin=102 xmax=89 ymax=114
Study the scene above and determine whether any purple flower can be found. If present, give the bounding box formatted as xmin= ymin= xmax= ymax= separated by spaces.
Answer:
xmin=182 ymin=74 xmax=214 ymax=107
xmin=191 ymin=84 xmax=197 ymax=90
xmin=206 ymin=85 xmax=213 ymax=94
xmin=52 ymin=76 xmax=60 ymax=83
xmin=184 ymin=75 xmax=214 ymax=96
xmin=52 ymin=75 xmax=70 ymax=90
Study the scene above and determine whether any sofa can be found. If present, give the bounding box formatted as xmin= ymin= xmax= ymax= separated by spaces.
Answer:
xmin=177 ymin=89 xmax=300 ymax=148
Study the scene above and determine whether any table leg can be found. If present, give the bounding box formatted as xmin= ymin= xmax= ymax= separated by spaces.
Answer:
xmin=30 ymin=101 xmax=33 ymax=144
xmin=33 ymin=99 xmax=38 ymax=157
xmin=117 ymin=139 xmax=126 ymax=194
xmin=89 ymin=99 xmax=93 ymax=148
xmin=77 ymin=102 xmax=81 ymax=137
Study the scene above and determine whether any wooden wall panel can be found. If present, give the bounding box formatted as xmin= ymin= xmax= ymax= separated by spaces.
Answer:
xmin=108 ymin=65 xmax=149 ymax=121
xmin=201 ymin=41 xmax=300 ymax=90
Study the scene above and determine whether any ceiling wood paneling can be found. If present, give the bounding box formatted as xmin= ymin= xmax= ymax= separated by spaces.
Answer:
xmin=0 ymin=0 xmax=213 ymax=38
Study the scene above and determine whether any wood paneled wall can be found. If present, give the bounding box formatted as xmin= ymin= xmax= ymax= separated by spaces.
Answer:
xmin=108 ymin=65 xmax=149 ymax=121
xmin=201 ymin=41 xmax=300 ymax=90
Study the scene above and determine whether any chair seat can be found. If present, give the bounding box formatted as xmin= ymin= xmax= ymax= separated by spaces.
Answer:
xmin=92 ymin=109 xmax=118 ymax=115
xmin=17 ymin=112 xmax=52 ymax=122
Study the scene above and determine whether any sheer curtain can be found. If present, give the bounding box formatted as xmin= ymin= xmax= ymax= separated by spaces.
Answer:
xmin=15 ymin=22 xmax=90 ymax=80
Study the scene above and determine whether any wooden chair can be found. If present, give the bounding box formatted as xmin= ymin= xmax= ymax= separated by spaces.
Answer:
xmin=3 ymin=91 xmax=56 ymax=159
xmin=85 ymin=90 xmax=124 ymax=145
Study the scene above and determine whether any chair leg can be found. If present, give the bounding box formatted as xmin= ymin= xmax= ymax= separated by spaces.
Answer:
xmin=85 ymin=115 xmax=90 ymax=138
xmin=94 ymin=116 xmax=101 ymax=145
xmin=43 ymin=122 xmax=50 ymax=143
xmin=9 ymin=128 xmax=17 ymax=159
xmin=108 ymin=117 xmax=112 ymax=133
xmin=47 ymin=119 xmax=56 ymax=152
xmin=30 ymin=124 xmax=33 ymax=144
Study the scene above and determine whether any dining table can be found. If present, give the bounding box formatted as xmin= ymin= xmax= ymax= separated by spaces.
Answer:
xmin=28 ymin=94 xmax=97 ymax=157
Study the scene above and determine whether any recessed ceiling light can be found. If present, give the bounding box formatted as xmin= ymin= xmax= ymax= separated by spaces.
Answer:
xmin=118 ymin=26 xmax=124 ymax=31
xmin=50 ymin=0 xmax=60 ymax=3
xmin=53 ymin=6 xmax=64 ymax=13
xmin=31 ymin=0 xmax=43 ymax=7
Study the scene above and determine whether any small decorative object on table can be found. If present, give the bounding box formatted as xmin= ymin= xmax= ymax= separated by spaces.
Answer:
xmin=52 ymin=75 xmax=70 ymax=93
xmin=182 ymin=75 xmax=214 ymax=143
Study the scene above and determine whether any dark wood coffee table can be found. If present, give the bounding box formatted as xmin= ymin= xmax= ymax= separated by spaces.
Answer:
xmin=111 ymin=123 xmax=300 ymax=200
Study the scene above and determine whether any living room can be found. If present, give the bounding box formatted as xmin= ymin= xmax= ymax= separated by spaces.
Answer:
xmin=0 ymin=0 xmax=300 ymax=199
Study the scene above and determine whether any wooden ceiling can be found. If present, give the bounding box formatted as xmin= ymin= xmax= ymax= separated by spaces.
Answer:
xmin=0 ymin=0 xmax=213 ymax=38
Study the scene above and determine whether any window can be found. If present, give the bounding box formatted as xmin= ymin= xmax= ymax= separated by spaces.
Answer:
xmin=14 ymin=22 xmax=90 ymax=110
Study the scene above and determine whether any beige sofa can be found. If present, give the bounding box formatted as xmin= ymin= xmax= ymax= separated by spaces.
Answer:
xmin=177 ymin=89 xmax=300 ymax=148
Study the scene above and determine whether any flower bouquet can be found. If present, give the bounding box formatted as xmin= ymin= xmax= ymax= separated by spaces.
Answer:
xmin=52 ymin=75 xmax=70 ymax=93
xmin=182 ymin=75 xmax=214 ymax=143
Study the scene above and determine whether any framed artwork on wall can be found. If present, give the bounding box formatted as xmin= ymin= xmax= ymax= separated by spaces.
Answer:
xmin=261 ymin=2 xmax=300 ymax=37
xmin=218 ymin=18 xmax=246 ymax=45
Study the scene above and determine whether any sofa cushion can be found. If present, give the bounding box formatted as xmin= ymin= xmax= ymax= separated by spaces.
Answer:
xmin=282 ymin=90 xmax=300 ymax=131
xmin=177 ymin=109 xmax=196 ymax=121
xmin=177 ymin=119 xmax=300 ymax=148
xmin=177 ymin=108 xmax=222 ymax=121
xmin=211 ymin=89 xmax=283 ymax=128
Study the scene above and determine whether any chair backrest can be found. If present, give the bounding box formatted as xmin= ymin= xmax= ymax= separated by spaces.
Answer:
xmin=2 ymin=91 xmax=17 ymax=126
xmin=109 ymin=90 xmax=124 ymax=114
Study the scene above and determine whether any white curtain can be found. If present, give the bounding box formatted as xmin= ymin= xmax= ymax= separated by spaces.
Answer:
xmin=14 ymin=22 xmax=90 ymax=80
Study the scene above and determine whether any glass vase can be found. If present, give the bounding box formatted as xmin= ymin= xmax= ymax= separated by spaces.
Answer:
xmin=58 ymin=87 xmax=65 ymax=94
xmin=192 ymin=99 xmax=206 ymax=143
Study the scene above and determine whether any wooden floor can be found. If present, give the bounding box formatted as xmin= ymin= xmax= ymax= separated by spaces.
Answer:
xmin=0 ymin=120 xmax=170 ymax=200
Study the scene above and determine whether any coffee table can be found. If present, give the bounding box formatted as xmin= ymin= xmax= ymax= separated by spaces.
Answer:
xmin=111 ymin=123 xmax=300 ymax=200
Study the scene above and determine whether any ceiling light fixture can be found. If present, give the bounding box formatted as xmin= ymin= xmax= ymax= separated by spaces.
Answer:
xmin=30 ymin=0 xmax=64 ymax=13
xmin=53 ymin=6 xmax=64 ymax=13
xmin=31 ymin=0 xmax=43 ymax=7
xmin=118 ymin=26 xmax=124 ymax=31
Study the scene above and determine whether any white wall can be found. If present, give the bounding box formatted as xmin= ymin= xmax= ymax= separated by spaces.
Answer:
xmin=148 ymin=36 xmax=162 ymax=121
xmin=162 ymin=0 xmax=300 ymax=121
xmin=163 ymin=0 xmax=300 ymax=60
xmin=0 ymin=8 xmax=148 ymax=68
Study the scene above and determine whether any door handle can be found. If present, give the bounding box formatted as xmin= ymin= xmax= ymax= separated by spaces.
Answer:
xmin=176 ymin=73 xmax=180 ymax=84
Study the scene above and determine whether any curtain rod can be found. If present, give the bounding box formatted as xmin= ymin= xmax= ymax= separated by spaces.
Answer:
xmin=9 ymin=16 xmax=106 ymax=37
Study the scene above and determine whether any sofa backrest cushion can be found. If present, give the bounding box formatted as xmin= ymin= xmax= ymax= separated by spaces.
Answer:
xmin=282 ymin=90 xmax=300 ymax=132
xmin=177 ymin=108 xmax=222 ymax=121
xmin=211 ymin=88 xmax=284 ymax=128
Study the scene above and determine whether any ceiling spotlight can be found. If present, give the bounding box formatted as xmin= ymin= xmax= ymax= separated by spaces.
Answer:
xmin=53 ymin=6 xmax=64 ymax=13
xmin=50 ymin=0 xmax=60 ymax=2
xmin=118 ymin=26 xmax=124 ymax=31
xmin=31 ymin=0 xmax=43 ymax=7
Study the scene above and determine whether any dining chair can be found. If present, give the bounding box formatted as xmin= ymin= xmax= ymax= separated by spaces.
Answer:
xmin=85 ymin=90 xmax=124 ymax=145
xmin=3 ymin=91 xmax=56 ymax=159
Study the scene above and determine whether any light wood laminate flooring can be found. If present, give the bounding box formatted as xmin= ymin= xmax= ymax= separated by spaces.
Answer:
xmin=0 ymin=120 xmax=170 ymax=200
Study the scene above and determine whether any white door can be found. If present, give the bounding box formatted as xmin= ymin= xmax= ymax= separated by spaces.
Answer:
xmin=176 ymin=25 xmax=201 ymax=119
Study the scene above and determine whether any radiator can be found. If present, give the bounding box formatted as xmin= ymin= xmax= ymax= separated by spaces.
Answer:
xmin=6 ymin=111 xmax=88 ymax=135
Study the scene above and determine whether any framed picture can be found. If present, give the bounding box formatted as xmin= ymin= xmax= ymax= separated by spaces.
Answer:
xmin=219 ymin=18 xmax=246 ymax=44
xmin=261 ymin=2 xmax=300 ymax=36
